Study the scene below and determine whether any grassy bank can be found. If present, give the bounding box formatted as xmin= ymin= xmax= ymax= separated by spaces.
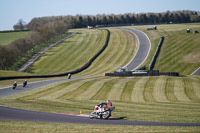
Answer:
xmin=25 ymin=28 xmax=137 ymax=76
xmin=1 ymin=76 xmax=199 ymax=123
xmin=128 ymin=23 xmax=200 ymax=75
xmin=0 ymin=121 xmax=200 ymax=133
xmin=26 ymin=29 xmax=107 ymax=74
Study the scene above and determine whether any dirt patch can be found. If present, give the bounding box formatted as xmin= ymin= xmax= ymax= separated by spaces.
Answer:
xmin=183 ymin=52 xmax=200 ymax=63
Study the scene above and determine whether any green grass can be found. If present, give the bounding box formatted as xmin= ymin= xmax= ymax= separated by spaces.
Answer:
xmin=11 ymin=32 xmax=71 ymax=71
xmin=0 ymin=31 xmax=29 ymax=45
xmin=22 ymin=28 xmax=138 ymax=76
xmin=25 ymin=29 xmax=107 ymax=74
xmin=1 ymin=121 xmax=200 ymax=133
xmin=0 ymin=28 xmax=137 ymax=87
xmin=76 ymin=28 xmax=138 ymax=76
xmin=1 ymin=76 xmax=200 ymax=124
xmin=127 ymin=23 xmax=200 ymax=75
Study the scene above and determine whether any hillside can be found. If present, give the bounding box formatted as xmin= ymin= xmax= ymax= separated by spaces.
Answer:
xmin=0 ymin=24 xmax=200 ymax=125
xmin=129 ymin=23 xmax=200 ymax=75
xmin=25 ymin=28 xmax=137 ymax=75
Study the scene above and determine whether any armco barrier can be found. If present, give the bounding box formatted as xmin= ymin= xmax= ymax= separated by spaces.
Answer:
xmin=0 ymin=29 xmax=110 ymax=80
xmin=149 ymin=36 xmax=164 ymax=70
xmin=105 ymin=70 xmax=179 ymax=77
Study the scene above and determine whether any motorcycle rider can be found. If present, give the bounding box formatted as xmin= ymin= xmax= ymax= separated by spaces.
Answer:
xmin=98 ymin=100 xmax=112 ymax=108
xmin=13 ymin=81 xmax=17 ymax=89
xmin=98 ymin=100 xmax=113 ymax=117
xmin=89 ymin=100 xmax=115 ymax=119
xmin=23 ymin=80 xmax=27 ymax=87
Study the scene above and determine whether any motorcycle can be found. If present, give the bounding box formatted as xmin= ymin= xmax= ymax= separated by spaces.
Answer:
xmin=23 ymin=80 xmax=27 ymax=87
xmin=89 ymin=103 xmax=115 ymax=119
xmin=13 ymin=81 xmax=17 ymax=89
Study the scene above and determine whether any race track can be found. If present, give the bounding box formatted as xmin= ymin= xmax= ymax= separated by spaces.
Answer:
xmin=117 ymin=28 xmax=151 ymax=71
xmin=0 ymin=28 xmax=199 ymax=126
xmin=0 ymin=106 xmax=199 ymax=126
xmin=0 ymin=76 xmax=95 ymax=98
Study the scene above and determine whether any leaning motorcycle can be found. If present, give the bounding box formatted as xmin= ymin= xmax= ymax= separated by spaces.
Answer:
xmin=89 ymin=103 xmax=115 ymax=119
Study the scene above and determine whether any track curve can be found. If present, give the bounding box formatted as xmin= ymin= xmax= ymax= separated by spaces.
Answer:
xmin=117 ymin=28 xmax=151 ymax=71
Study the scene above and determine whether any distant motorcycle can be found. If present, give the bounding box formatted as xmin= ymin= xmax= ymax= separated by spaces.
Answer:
xmin=23 ymin=80 xmax=27 ymax=87
xmin=68 ymin=74 xmax=71 ymax=79
xmin=89 ymin=101 xmax=115 ymax=119
xmin=13 ymin=81 xmax=17 ymax=89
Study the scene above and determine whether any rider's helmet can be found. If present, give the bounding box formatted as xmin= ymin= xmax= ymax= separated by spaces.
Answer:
xmin=106 ymin=100 xmax=112 ymax=106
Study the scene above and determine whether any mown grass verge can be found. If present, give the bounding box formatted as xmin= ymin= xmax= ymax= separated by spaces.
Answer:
xmin=0 ymin=121 xmax=200 ymax=133
xmin=0 ymin=76 xmax=199 ymax=124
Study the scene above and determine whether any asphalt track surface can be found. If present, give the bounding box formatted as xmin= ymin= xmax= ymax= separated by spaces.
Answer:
xmin=0 ymin=76 xmax=96 ymax=98
xmin=191 ymin=67 xmax=200 ymax=75
xmin=0 ymin=28 xmax=199 ymax=126
xmin=117 ymin=28 xmax=151 ymax=71
xmin=1 ymin=106 xmax=200 ymax=126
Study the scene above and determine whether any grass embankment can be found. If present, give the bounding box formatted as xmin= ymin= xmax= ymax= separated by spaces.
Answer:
xmin=1 ymin=76 xmax=200 ymax=123
xmin=11 ymin=32 xmax=72 ymax=71
xmin=26 ymin=29 xmax=107 ymax=75
xmin=129 ymin=23 xmax=200 ymax=75
xmin=0 ymin=121 xmax=199 ymax=133
xmin=0 ymin=28 xmax=137 ymax=87
xmin=26 ymin=28 xmax=137 ymax=76
xmin=0 ymin=27 xmax=138 ymax=78
xmin=0 ymin=31 xmax=29 ymax=45
xmin=76 ymin=28 xmax=138 ymax=76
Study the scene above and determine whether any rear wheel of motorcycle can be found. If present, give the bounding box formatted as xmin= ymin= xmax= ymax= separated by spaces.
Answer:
xmin=102 ymin=110 xmax=111 ymax=119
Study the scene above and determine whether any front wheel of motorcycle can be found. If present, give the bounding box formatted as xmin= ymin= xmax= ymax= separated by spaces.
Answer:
xmin=102 ymin=110 xmax=111 ymax=119
xmin=89 ymin=112 xmax=95 ymax=119
xmin=89 ymin=115 xmax=95 ymax=119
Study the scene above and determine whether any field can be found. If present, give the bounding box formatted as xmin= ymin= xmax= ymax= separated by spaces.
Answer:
xmin=0 ymin=24 xmax=200 ymax=132
xmin=0 ymin=31 xmax=29 ymax=45
xmin=128 ymin=23 xmax=200 ymax=75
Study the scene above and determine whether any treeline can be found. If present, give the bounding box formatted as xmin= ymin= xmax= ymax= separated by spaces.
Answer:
xmin=0 ymin=10 xmax=199 ymax=70
xmin=0 ymin=19 xmax=70 ymax=70
xmin=28 ymin=10 xmax=200 ymax=29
